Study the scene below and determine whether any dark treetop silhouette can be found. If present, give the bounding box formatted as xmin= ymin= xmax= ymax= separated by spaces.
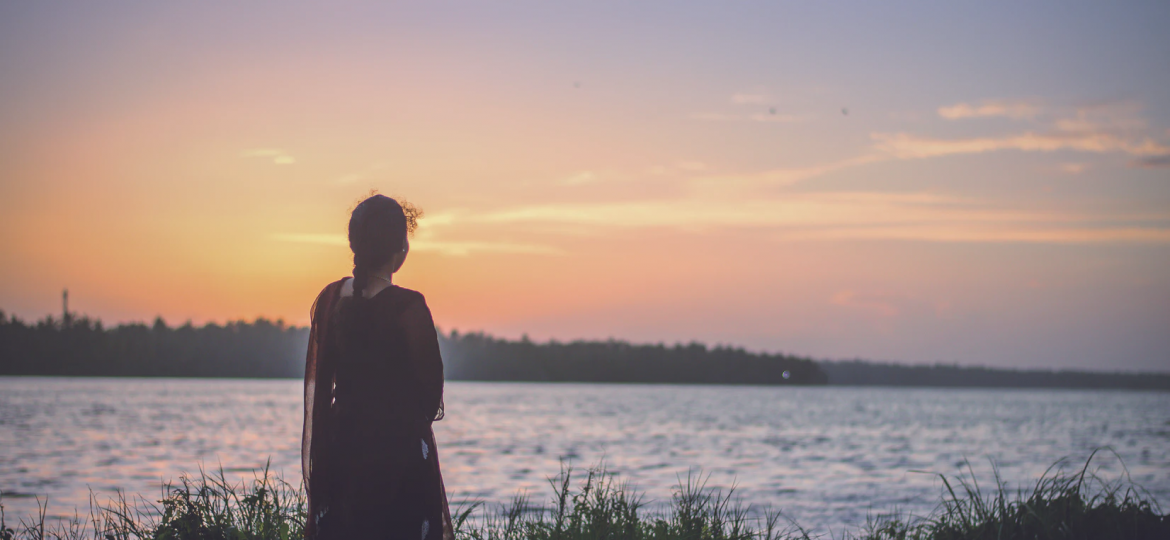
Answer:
xmin=4 ymin=312 xmax=1170 ymax=389
xmin=5 ymin=310 xmax=1170 ymax=389
xmin=0 ymin=311 xmax=308 ymax=377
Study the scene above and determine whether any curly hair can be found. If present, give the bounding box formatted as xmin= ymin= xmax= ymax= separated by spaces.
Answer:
xmin=346 ymin=193 xmax=422 ymax=301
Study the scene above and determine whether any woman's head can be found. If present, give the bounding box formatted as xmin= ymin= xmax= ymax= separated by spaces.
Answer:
xmin=347 ymin=194 xmax=421 ymax=298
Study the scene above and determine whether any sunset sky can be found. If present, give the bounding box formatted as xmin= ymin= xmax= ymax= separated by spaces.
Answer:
xmin=1 ymin=1 xmax=1168 ymax=371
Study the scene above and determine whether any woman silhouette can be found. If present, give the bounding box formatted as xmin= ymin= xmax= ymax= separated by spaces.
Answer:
xmin=302 ymin=194 xmax=453 ymax=540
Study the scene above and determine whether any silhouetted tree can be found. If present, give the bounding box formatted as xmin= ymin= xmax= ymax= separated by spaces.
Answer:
xmin=1 ymin=309 xmax=1165 ymax=389
xmin=438 ymin=330 xmax=827 ymax=385
xmin=0 ymin=310 xmax=308 ymax=378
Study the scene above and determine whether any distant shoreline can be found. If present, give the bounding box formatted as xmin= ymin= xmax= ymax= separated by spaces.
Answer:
xmin=2 ymin=374 xmax=1168 ymax=393
xmin=3 ymin=311 xmax=1168 ymax=390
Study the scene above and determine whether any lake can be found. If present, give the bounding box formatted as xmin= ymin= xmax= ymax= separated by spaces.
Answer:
xmin=1 ymin=377 xmax=1167 ymax=533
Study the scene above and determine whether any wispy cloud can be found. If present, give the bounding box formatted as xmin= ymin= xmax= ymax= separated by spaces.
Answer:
xmin=777 ymin=224 xmax=1170 ymax=244
xmin=560 ymin=171 xmax=596 ymax=185
xmin=276 ymin=97 xmax=1170 ymax=258
xmin=682 ymin=99 xmax=1167 ymax=193
xmin=831 ymin=290 xmax=901 ymax=318
xmin=938 ymin=100 xmax=1041 ymax=120
xmin=275 ymin=187 xmax=1170 ymax=255
xmin=877 ymin=101 xmax=1170 ymax=161
xmin=731 ymin=92 xmax=770 ymax=104
xmin=271 ymin=232 xmax=562 ymax=256
xmin=412 ymin=240 xmax=564 ymax=257
xmin=333 ymin=163 xmax=387 ymax=184
xmin=469 ymin=192 xmax=962 ymax=230
xmin=875 ymin=131 xmax=1113 ymax=159
xmin=646 ymin=161 xmax=708 ymax=176
xmin=691 ymin=89 xmax=813 ymax=123
xmin=240 ymin=148 xmax=296 ymax=165
xmin=690 ymin=112 xmax=739 ymax=121
xmin=271 ymin=233 xmax=346 ymax=246
xmin=690 ymin=112 xmax=806 ymax=123
xmin=872 ymin=129 xmax=1170 ymax=160
xmin=689 ymin=154 xmax=885 ymax=190
xmin=462 ymin=193 xmax=1170 ymax=244
xmin=676 ymin=161 xmax=707 ymax=171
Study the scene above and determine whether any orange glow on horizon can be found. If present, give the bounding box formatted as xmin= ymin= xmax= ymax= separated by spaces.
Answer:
xmin=2 ymin=3 xmax=1169 ymax=372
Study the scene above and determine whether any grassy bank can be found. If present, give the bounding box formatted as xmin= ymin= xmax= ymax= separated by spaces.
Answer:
xmin=2 ymin=452 xmax=1166 ymax=540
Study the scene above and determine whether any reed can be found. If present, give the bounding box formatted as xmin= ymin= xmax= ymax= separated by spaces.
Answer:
xmin=1 ymin=451 xmax=1166 ymax=540
xmin=855 ymin=449 xmax=1169 ymax=540
xmin=0 ymin=462 xmax=305 ymax=540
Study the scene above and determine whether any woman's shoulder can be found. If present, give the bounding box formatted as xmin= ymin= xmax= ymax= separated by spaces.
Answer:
xmin=317 ymin=278 xmax=349 ymax=301
xmin=382 ymin=286 xmax=434 ymax=327
xmin=309 ymin=278 xmax=349 ymax=321
xmin=383 ymin=284 xmax=427 ymax=306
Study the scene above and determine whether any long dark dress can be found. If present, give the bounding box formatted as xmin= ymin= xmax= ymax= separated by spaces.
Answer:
xmin=303 ymin=278 xmax=454 ymax=540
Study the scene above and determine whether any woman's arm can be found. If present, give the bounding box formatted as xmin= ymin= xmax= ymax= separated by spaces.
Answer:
xmin=400 ymin=294 xmax=445 ymax=421
xmin=303 ymin=280 xmax=343 ymax=537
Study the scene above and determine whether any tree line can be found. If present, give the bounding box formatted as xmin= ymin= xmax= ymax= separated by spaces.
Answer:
xmin=0 ymin=310 xmax=308 ymax=378
xmin=2 ymin=309 xmax=1167 ymax=390
xmin=439 ymin=330 xmax=827 ymax=384
xmin=0 ymin=310 xmax=826 ymax=384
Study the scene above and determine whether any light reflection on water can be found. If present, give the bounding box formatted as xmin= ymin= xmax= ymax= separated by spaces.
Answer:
xmin=1 ymin=377 xmax=1167 ymax=533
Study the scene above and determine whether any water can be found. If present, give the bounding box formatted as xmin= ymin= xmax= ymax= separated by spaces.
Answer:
xmin=1 ymin=377 xmax=1168 ymax=533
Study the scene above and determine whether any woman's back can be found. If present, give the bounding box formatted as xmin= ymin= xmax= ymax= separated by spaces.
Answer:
xmin=329 ymin=283 xmax=444 ymax=427
xmin=302 ymin=195 xmax=452 ymax=540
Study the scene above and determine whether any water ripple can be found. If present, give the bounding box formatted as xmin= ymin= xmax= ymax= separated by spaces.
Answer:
xmin=0 ymin=378 xmax=1167 ymax=534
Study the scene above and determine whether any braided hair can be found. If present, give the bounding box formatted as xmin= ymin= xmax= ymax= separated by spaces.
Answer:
xmin=346 ymin=194 xmax=422 ymax=295
xmin=348 ymin=194 xmax=408 ymax=302
xmin=340 ymin=194 xmax=420 ymax=347
xmin=339 ymin=193 xmax=422 ymax=353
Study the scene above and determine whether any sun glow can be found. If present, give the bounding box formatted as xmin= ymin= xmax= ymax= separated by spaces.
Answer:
xmin=2 ymin=2 xmax=1168 ymax=371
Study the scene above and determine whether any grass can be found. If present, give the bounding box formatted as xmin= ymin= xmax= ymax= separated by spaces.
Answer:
xmin=858 ymin=449 xmax=1170 ymax=540
xmin=0 ymin=462 xmax=305 ymax=540
xmin=1 ymin=451 xmax=1166 ymax=540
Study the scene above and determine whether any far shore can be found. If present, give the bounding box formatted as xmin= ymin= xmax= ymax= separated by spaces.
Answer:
xmin=3 ymin=312 xmax=1169 ymax=390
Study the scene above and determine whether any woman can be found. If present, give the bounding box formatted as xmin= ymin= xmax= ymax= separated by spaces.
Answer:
xmin=302 ymin=194 xmax=453 ymax=540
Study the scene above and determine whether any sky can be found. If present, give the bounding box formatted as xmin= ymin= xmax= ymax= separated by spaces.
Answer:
xmin=1 ymin=1 xmax=1168 ymax=372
